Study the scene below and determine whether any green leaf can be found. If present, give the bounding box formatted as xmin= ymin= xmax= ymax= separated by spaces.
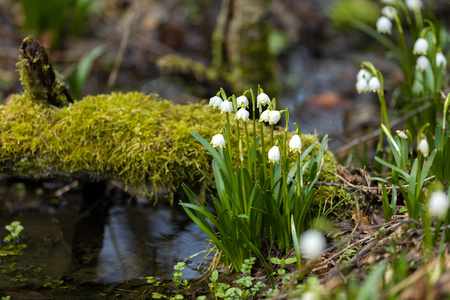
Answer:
xmin=374 ymin=156 xmax=410 ymax=181
xmin=69 ymin=45 xmax=106 ymax=99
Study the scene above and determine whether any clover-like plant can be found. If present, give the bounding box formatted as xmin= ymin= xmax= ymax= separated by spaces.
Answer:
xmin=1 ymin=221 xmax=27 ymax=256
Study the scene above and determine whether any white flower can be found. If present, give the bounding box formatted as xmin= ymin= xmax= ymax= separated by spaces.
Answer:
xmin=211 ymin=134 xmax=225 ymax=148
xmin=257 ymin=93 xmax=270 ymax=106
xmin=429 ymin=191 xmax=450 ymax=218
xmin=376 ymin=16 xmax=392 ymax=34
xmin=396 ymin=130 xmax=408 ymax=140
xmin=289 ymin=134 xmax=302 ymax=153
xmin=299 ymin=230 xmax=326 ymax=260
xmin=209 ymin=96 xmax=222 ymax=109
xmin=413 ymin=38 xmax=428 ymax=55
xmin=259 ymin=110 xmax=270 ymax=122
xmin=356 ymin=69 xmax=372 ymax=81
xmin=368 ymin=77 xmax=381 ymax=92
xmin=220 ymin=100 xmax=233 ymax=114
xmin=381 ymin=0 xmax=395 ymax=4
xmin=416 ymin=55 xmax=430 ymax=71
xmin=436 ymin=52 xmax=447 ymax=68
xmin=236 ymin=95 xmax=249 ymax=108
xmin=356 ymin=79 xmax=368 ymax=94
xmin=381 ymin=6 xmax=397 ymax=20
xmin=418 ymin=138 xmax=429 ymax=157
xmin=268 ymin=146 xmax=281 ymax=163
xmin=235 ymin=108 xmax=249 ymax=121
xmin=406 ymin=0 xmax=423 ymax=10
xmin=268 ymin=110 xmax=281 ymax=125
xmin=300 ymin=292 xmax=317 ymax=300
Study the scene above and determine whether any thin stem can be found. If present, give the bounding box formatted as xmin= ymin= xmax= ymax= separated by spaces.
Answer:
xmin=259 ymin=104 xmax=268 ymax=179
xmin=244 ymin=121 xmax=251 ymax=178
xmin=297 ymin=151 xmax=302 ymax=196
xmin=282 ymin=129 xmax=289 ymax=217
xmin=251 ymin=89 xmax=257 ymax=182
xmin=394 ymin=18 xmax=412 ymax=85
xmin=377 ymin=90 xmax=391 ymax=151
xmin=226 ymin=112 xmax=232 ymax=162
xmin=239 ymin=138 xmax=248 ymax=214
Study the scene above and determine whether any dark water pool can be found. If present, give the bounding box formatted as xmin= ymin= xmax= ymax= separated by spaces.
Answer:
xmin=0 ymin=180 xmax=210 ymax=297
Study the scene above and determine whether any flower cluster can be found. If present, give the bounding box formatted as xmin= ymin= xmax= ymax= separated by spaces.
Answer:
xmin=207 ymin=90 xmax=302 ymax=164
xmin=376 ymin=5 xmax=397 ymax=35
xmin=355 ymin=69 xmax=381 ymax=94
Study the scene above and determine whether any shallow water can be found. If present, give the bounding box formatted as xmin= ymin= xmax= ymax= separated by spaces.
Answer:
xmin=0 ymin=180 xmax=210 ymax=296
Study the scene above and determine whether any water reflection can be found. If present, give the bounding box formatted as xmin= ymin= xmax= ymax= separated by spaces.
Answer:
xmin=96 ymin=205 xmax=209 ymax=284
xmin=0 ymin=181 xmax=210 ymax=286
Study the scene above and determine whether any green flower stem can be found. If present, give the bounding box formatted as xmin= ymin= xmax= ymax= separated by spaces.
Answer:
xmin=434 ymin=216 xmax=442 ymax=243
xmin=244 ymin=120 xmax=251 ymax=178
xmin=239 ymin=138 xmax=248 ymax=214
xmin=250 ymin=89 xmax=257 ymax=182
xmin=259 ymin=105 xmax=267 ymax=179
xmin=283 ymin=110 xmax=289 ymax=211
xmin=236 ymin=119 xmax=241 ymax=149
xmin=270 ymin=125 xmax=274 ymax=190
xmin=393 ymin=16 xmax=412 ymax=85
xmin=297 ymin=151 xmax=302 ymax=196
xmin=282 ymin=130 xmax=289 ymax=222
xmin=398 ymin=1 xmax=412 ymax=33
xmin=377 ymin=90 xmax=391 ymax=151
xmin=413 ymin=7 xmax=423 ymax=31
xmin=226 ymin=112 xmax=232 ymax=162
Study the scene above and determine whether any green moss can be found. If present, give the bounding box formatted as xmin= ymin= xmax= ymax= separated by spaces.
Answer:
xmin=0 ymin=91 xmax=342 ymax=202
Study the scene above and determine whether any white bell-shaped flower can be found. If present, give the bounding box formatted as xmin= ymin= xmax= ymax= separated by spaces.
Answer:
xmin=396 ymin=130 xmax=408 ymax=140
xmin=268 ymin=146 xmax=281 ymax=163
xmin=356 ymin=69 xmax=372 ymax=81
xmin=289 ymin=134 xmax=302 ymax=153
xmin=418 ymin=138 xmax=429 ymax=157
xmin=406 ymin=0 xmax=423 ymax=10
xmin=429 ymin=191 xmax=450 ymax=218
xmin=268 ymin=110 xmax=281 ymax=125
xmin=299 ymin=230 xmax=326 ymax=260
xmin=436 ymin=52 xmax=447 ymax=68
xmin=356 ymin=79 xmax=368 ymax=94
xmin=368 ymin=77 xmax=381 ymax=92
xmin=257 ymin=93 xmax=271 ymax=106
xmin=259 ymin=110 xmax=270 ymax=122
xmin=236 ymin=95 xmax=249 ymax=108
xmin=381 ymin=6 xmax=397 ymax=20
xmin=413 ymin=38 xmax=428 ymax=55
xmin=209 ymin=96 xmax=223 ymax=109
xmin=376 ymin=16 xmax=392 ymax=34
xmin=211 ymin=134 xmax=226 ymax=148
xmin=220 ymin=100 xmax=233 ymax=114
xmin=235 ymin=108 xmax=249 ymax=121
xmin=416 ymin=55 xmax=430 ymax=71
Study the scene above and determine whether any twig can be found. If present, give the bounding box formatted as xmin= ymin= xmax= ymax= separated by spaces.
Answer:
xmin=319 ymin=220 xmax=406 ymax=266
xmin=334 ymin=102 xmax=431 ymax=154
xmin=337 ymin=174 xmax=435 ymax=192
xmin=53 ymin=180 xmax=79 ymax=197
xmin=107 ymin=0 xmax=140 ymax=90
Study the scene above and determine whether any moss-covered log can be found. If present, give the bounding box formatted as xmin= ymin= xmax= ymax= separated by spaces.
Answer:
xmin=0 ymin=37 xmax=339 ymax=202
xmin=0 ymin=91 xmax=338 ymax=198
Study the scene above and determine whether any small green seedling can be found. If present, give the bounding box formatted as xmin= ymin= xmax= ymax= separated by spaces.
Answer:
xmin=1 ymin=221 xmax=27 ymax=256
xmin=270 ymin=257 xmax=297 ymax=284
